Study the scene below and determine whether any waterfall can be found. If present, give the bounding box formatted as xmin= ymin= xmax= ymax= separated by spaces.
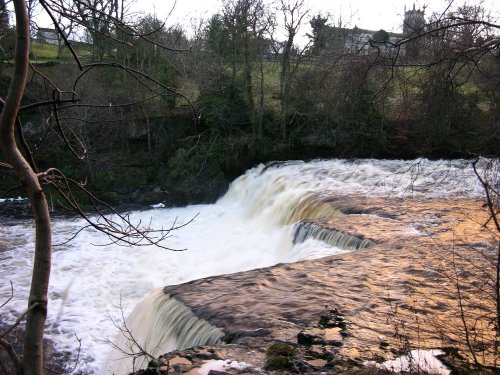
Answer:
xmin=103 ymin=288 xmax=224 ymax=375
xmin=0 ymin=158 xmax=485 ymax=374
xmin=293 ymin=221 xmax=377 ymax=250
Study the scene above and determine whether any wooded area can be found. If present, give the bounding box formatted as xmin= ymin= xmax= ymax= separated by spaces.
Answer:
xmin=0 ymin=0 xmax=498 ymax=205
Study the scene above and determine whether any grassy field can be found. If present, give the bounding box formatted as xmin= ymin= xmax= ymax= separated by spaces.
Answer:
xmin=30 ymin=40 xmax=92 ymax=63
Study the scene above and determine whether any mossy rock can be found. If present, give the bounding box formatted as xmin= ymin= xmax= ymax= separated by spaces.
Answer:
xmin=265 ymin=342 xmax=296 ymax=372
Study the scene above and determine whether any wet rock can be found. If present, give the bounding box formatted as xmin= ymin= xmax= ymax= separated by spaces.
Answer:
xmin=325 ymin=327 xmax=343 ymax=341
xmin=127 ymin=198 xmax=491 ymax=374
xmin=156 ymin=356 xmax=193 ymax=373
xmin=168 ymin=357 xmax=192 ymax=366
xmin=318 ymin=310 xmax=347 ymax=330
xmin=297 ymin=329 xmax=317 ymax=346
xmin=298 ymin=327 xmax=343 ymax=347
xmin=0 ymin=199 xmax=32 ymax=219
xmin=247 ymin=328 xmax=272 ymax=338
xmin=305 ymin=345 xmax=327 ymax=357
xmin=297 ymin=310 xmax=349 ymax=347
xmin=148 ymin=358 xmax=163 ymax=368
xmin=346 ymin=348 xmax=360 ymax=358
xmin=305 ymin=358 xmax=327 ymax=367
xmin=379 ymin=340 xmax=390 ymax=349
xmin=192 ymin=348 xmax=219 ymax=360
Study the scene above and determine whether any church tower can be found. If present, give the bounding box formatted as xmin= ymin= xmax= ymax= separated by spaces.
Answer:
xmin=403 ymin=3 xmax=426 ymax=36
xmin=403 ymin=4 xmax=426 ymax=59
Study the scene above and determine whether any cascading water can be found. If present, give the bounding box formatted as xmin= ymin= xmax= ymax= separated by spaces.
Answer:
xmin=103 ymin=289 xmax=224 ymax=375
xmin=293 ymin=221 xmax=377 ymax=250
xmin=0 ymin=159 xmax=485 ymax=373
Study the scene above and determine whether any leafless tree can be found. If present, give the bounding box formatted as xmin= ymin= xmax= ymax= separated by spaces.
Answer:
xmin=220 ymin=0 xmax=265 ymax=136
xmin=0 ymin=1 xmax=195 ymax=374
xmin=273 ymin=0 xmax=308 ymax=140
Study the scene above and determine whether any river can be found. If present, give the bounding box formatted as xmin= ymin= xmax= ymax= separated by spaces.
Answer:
xmin=0 ymin=158 xmax=486 ymax=373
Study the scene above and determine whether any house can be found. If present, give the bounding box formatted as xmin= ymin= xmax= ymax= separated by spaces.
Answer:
xmin=311 ymin=5 xmax=426 ymax=58
xmin=36 ymin=28 xmax=58 ymax=45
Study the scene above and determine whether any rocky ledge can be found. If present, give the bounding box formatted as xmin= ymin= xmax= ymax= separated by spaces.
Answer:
xmin=131 ymin=309 xmax=390 ymax=374
xmin=130 ymin=196 xmax=497 ymax=374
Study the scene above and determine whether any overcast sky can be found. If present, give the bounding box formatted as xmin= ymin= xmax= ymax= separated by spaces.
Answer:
xmin=132 ymin=0 xmax=500 ymax=36
xmin=29 ymin=0 xmax=499 ymax=44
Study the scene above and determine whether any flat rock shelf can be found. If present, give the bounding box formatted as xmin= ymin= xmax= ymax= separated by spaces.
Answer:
xmin=126 ymin=196 xmax=497 ymax=374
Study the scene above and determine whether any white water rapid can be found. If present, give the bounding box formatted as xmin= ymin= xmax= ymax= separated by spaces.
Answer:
xmin=0 ymin=159 xmax=485 ymax=373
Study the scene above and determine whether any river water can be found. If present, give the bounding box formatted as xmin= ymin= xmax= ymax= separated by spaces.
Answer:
xmin=0 ymin=159 xmax=485 ymax=373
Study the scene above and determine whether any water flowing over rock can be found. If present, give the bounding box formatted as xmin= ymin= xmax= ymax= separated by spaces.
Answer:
xmin=103 ymin=289 xmax=224 ymax=375
xmin=293 ymin=221 xmax=377 ymax=250
xmin=0 ymin=158 xmax=494 ymax=373
xmin=126 ymin=197 xmax=496 ymax=373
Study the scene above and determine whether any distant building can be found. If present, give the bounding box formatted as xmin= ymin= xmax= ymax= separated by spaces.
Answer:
xmin=344 ymin=29 xmax=373 ymax=55
xmin=343 ymin=27 xmax=402 ymax=56
xmin=403 ymin=4 xmax=426 ymax=36
xmin=403 ymin=3 xmax=426 ymax=59
xmin=311 ymin=24 xmax=402 ymax=57
xmin=310 ymin=5 xmax=427 ymax=59
xmin=36 ymin=28 xmax=58 ymax=45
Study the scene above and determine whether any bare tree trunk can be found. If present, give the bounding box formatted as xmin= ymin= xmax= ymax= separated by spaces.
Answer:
xmin=141 ymin=105 xmax=152 ymax=155
xmin=0 ymin=1 xmax=51 ymax=374
xmin=243 ymin=34 xmax=255 ymax=136
xmin=257 ymin=59 xmax=264 ymax=139
xmin=275 ymin=0 xmax=308 ymax=140
xmin=279 ymin=36 xmax=292 ymax=140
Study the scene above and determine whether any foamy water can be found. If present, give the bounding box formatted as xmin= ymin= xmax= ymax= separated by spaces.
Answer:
xmin=0 ymin=159 xmax=485 ymax=373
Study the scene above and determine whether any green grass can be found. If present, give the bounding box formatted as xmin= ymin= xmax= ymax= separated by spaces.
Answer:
xmin=30 ymin=40 xmax=59 ymax=60
xmin=30 ymin=40 xmax=92 ymax=62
